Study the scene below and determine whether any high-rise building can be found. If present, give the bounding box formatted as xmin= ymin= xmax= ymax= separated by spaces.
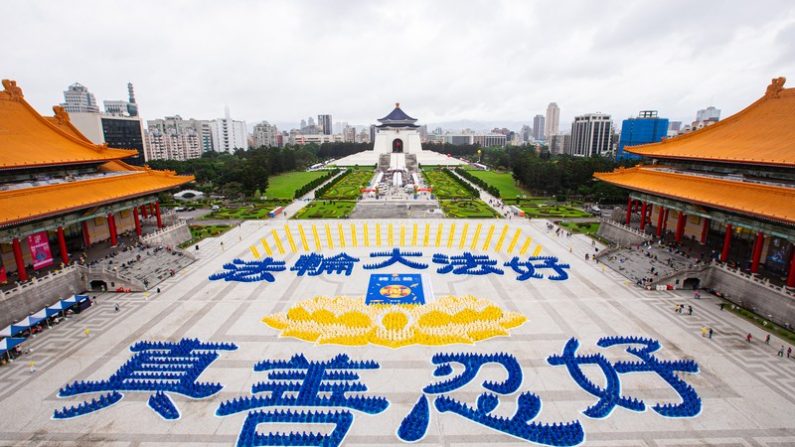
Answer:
xmin=342 ymin=125 xmax=356 ymax=143
xmin=145 ymin=127 xmax=201 ymax=161
xmin=548 ymin=133 xmax=570 ymax=155
xmin=252 ymin=121 xmax=279 ymax=148
xmin=532 ymin=114 xmax=545 ymax=140
xmin=102 ymin=82 xmax=139 ymax=117
xmin=545 ymin=102 xmax=560 ymax=137
xmin=569 ymin=113 xmax=613 ymax=157
xmin=369 ymin=125 xmax=377 ymax=144
xmin=61 ymin=82 xmax=100 ymax=113
xmin=146 ymin=115 xmax=213 ymax=161
xmin=696 ymin=106 xmax=720 ymax=123
xmin=148 ymin=116 xmax=213 ymax=153
xmin=210 ymin=109 xmax=247 ymax=152
xmin=616 ymin=111 xmax=669 ymax=160
xmin=520 ymin=125 xmax=531 ymax=142
xmin=65 ymin=82 xmax=146 ymax=165
xmin=318 ymin=114 xmax=332 ymax=135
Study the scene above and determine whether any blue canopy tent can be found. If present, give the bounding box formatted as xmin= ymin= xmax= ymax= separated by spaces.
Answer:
xmin=0 ymin=337 xmax=25 ymax=355
xmin=0 ymin=325 xmax=23 ymax=337
xmin=45 ymin=299 xmax=70 ymax=317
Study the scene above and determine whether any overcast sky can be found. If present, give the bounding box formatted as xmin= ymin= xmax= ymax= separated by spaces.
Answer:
xmin=4 ymin=0 xmax=795 ymax=131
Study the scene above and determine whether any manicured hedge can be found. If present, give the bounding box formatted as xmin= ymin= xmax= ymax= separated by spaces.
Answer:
xmin=293 ymin=169 xmax=340 ymax=198
xmin=455 ymin=168 xmax=501 ymax=198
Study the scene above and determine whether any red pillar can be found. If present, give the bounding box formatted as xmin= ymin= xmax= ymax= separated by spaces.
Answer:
xmin=81 ymin=220 xmax=91 ymax=248
xmin=57 ymin=226 xmax=69 ymax=264
xmin=750 ymin=232 xmax=764 ymax=274
xmin=133 ymin=207 xmax=142 ymax=236
xmin=625 ymin=197 xmax=633 ymax=226
xmin=656 ymin=206 xmax=665 ymax=237
xmin=662 ymin=209 xmax=670 ymax=233
xmin=786 ymin=246 xmax=795 ymax=288
xmin=675 ymin=212 xmax=686 ymax=242
xmin=646 ymin=204 xmax=653 ymax=226
xmin=155 ymin=202 xmax=163 ymax=228
xmin=149 ymin=204 xmax=155 ymax=216
xmin=639 ymin=202 xmax=648 ymax=231
xmin=141 ymin=205 xmax=149 ymax=219
xmin=12 ymin=238 xmax=28 ymax=282
xmin=108 ymin=213 xmax=118 ymax=246
xmin=700 ymin=218 xmax=710 ymax=244
xmin=720 ymin=224 xmax=732 ymax=262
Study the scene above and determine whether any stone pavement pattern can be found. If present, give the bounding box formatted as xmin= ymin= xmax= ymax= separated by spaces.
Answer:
xmin=0 ymin=219 xmax=794 ymax=446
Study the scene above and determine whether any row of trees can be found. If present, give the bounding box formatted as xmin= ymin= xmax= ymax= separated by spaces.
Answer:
xmin=148 ymin=143 xmax=370 ymax=198
xmin=427 ymin=144 xmax=633 ymax=203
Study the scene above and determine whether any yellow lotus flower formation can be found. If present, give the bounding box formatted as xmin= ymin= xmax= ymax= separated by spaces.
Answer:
xmin=262 ymin=295 xmax=527 ymax=348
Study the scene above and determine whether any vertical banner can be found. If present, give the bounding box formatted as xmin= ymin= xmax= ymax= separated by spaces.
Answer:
xmin=27 ymin=231 xmax=54 ymax=270
xmin=0 ymin=264 xmax=6 ymax=283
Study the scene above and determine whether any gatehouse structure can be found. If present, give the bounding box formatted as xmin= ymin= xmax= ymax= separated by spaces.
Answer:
xmin=335 ymin=104 xmax=464 ymax=167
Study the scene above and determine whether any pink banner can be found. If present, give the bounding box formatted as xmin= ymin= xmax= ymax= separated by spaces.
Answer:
xmin=27 ymin=231 xmax=54 ymax=270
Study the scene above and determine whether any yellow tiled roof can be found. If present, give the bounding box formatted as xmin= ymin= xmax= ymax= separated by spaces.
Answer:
xmin=594 ymin=166 xmax=795 ymax=224
xmin=627 ymin=77 xmax=795 ymax=167
xmin=0 ymin=80 xmax=137 ymax=170
xmin=0 ymin=169 xmax=194 ymax=227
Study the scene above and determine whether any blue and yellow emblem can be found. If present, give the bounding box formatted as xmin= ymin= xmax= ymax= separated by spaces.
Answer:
xmin=367 ymin=273 xmax=425 ymax=305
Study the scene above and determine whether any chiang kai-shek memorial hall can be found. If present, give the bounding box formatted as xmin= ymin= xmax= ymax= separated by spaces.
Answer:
xmin=596 ymin=77 xmax=795 ymax=289
xmin=0 ymin=80 xmax=193 ymax=285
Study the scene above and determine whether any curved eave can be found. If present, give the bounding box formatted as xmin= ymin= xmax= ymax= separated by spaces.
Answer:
xmin=0 ymin=152 xmax=138 ymax=171
xmin=624 ymin=150 xmax=795 ymax=169
xmin=0 ymin=171 xmax=194 ymax=228
xmin=376 ymin=123 xmax=420 ymax=128
xmin=594 ymin=168 xmax=795 ymax=226
xmin=625 ymin=84 xmax=795 ymax=168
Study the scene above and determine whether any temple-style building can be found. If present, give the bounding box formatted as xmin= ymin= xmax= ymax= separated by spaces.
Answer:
xmin=335 ymin=104 xmax=463 ymax=167
xmin=595 ymin=77 xmax=795 ymax=289
xmin=0 ymin=80 xmax=193 ymax=284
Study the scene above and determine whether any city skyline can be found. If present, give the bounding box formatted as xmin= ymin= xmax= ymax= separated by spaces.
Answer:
xmin=3 ymin=0 xmax=795 ymax=128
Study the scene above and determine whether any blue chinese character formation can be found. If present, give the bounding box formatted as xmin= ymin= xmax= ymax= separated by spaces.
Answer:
xmin=504 ymin=256 xmax=571 ymax=281
xmin=217 ymin=353 xmax=389 ymax=447
xmin=363 ymin=248 xmax=428 ymax=270
xmin=547 ymin=336 xmax=701 ymax=419
xmin=432 ymin=252 xmax=505 ymax=275
xmin=290 ymin=252 xmax=360 ymax=276
xmin=54 ymin=338 xmax=237 ymax=420
xmin=397 ymin=352 xmax=584 ymax=447
xmin=209 ymin=258 xmax=287 ymax=282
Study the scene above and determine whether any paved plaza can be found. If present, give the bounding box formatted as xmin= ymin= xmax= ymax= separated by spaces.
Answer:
xmin=1 ymin=219 xmax=794 ymax=446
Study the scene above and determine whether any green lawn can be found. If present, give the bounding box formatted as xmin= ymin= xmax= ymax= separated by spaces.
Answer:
xmin=179 ymin=224 xmax=232 ymax=248
xmin=265 ymin=171 xmax=327 ymax=199
xmin=317 ymin=169 xmax=373 ymax=200
xmin=439 ymin=200 xmax=499 ymax=218
xmin=509 ymin=198 xmax=592 ymax=219
xmin=463 ymin=169 xmax=526 ymax=198
xmin=293 ymin=200 xmax=357 ymax=219
xmin=204 ymin=200 xmax=291 ymax=220
xmin=559 ymin=221 xmax=600 ymax=236
xmin=422 ymin=169 xmax=475 ymax=199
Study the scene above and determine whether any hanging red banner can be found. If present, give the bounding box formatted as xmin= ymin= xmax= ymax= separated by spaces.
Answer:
xmin=27 ymin=231 xmax=54 ymax=270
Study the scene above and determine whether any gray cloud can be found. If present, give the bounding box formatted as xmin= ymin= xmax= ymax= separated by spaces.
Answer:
xmin=3 ymin=0 xmax=795 ymax=130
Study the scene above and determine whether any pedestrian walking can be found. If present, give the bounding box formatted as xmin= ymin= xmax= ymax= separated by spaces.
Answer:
xmin=778 ymin=346 xmax=785 ymax=357
xmin=787 ymin=347 xmax=792 ymax=358
xmin=708 ymin=327 xmax=713 ymax=339
xmin=688 ymin=305 xmax=693 ymax=315
xmin=765 ymin=334 xmax=771 ymax=344
xmin=114 ymin=303 xmax=119 ymax=312
xmin=746 ymin=333 xmax=752 ymax=343
xmin=157 ymin=287 xmax=161 ymax=293
xmin=719 ymin=303 xmax=725 ymax=311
